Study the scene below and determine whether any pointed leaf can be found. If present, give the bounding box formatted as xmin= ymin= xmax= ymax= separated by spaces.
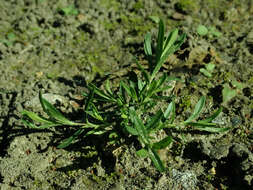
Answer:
xmin=21 ymin=110 xmax=54 ymax=124
xmin=146 ymin=109 xmax=163 ymax=131
xmin=136 ymin=148 xmax=148 ymax=158
xmin=105 ymin=80 xmax=113 ymax=96
xmin=129 ymin=85 xmax=138 ymax=102
xmin=164 ymin=100 xmax=176 ymax=123
xmin=156 ymin=73 xmax=168 ymax=89
xmin=162 ymin=29 xmax=178 ymax=58
xmin=156 ymin=19 xmax=165 ymax=61
xmin=129 ymin=107 xmax=149 ymax=144
xmin=90 ymin=103 xmax=104 ymax=121
xmin=21 ymin=118 xmax=60 ymax=129
xmin=135 ymin=59 xmax=150 ymax=83
xmin=84 ymin=88 xmax=94 ymax=111
xmin=144 ymin=80 xmax=158 ymax=101
xmin=57 ymin=129 xmax=84 ymax=148
xmin=151 ymin=33 xmax=185 ymax=82
xmin=82 ymin=122 xmax=112 ymax=138
xmin=152 ymin=136 xmax=173 ymax=150
xmin=148 ymin=146 xmax=165 ymax=172
xmin=199 ymin=107 xmax=223 ymax=123
xmin=149 ymin=16 xmax=160 ymax=23
xmin=120 ymin=81 xmax=132 ymax=97
xmin=89 ymin=83 xmax=115 ymax=102
xmin=187 ymin=122 xmax=216 ymax=127
xmin=137 ymin=79 xmax=144 ymax=91
xmin=155 ymin=33 xmax=186 ymax=78
xmin=153 ymin=84 xmax=174 ymax=94
xmin=184 ymin=96 xmax=206 ymax=124
xmin=84 ymin=88 xmax=94 ymax=122
xmin=144 ymin=33 xmax=152 ymax=56
xmin=39 ymin=92 xmax=76 ymax=125
xmin=189 ymin=123 xmax=230 ymax=133
xmin=125 ymin=125 xmax=138 ymax=136
xmin=118 ymin=83 xmax=127 ymax=104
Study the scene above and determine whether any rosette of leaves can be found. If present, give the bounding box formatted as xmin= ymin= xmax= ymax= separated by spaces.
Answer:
xmin=21 ymin=19 xmax=230 ymax=172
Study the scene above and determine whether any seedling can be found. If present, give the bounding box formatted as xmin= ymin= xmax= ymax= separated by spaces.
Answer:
xmin=0 ymin=32 xmax=16 ymax=47
xmin=21 ymin=19 xmax=229 ymax=172
xmin=200 ymin=63 xmax=216 ymax=78
xmin=197 ymin=25 xmax=222 ymax=38
xmin=222 ymin=79 xmax=245 ymax=104
xmin=59 ymin=5 xmax=79 ymax=16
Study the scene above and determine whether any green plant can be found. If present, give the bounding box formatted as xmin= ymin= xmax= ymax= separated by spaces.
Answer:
xmin=59 ymin=5 xmax=79 ymax=16
xmin=21 ymin=19 xmax=229 ymax=172
xmin=222 ymin=79 xmax=244 ymax=104
xmin=197 ymin=25 xmax=222 ymax=37
xmin=0 ymin=32 xmax=16 ymax=47
xmin=200 ymin=63 xmax=216 ymax=78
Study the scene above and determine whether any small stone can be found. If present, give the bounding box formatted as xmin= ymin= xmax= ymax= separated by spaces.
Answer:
xmin=172 ymin=12 xmax=185 ymax=20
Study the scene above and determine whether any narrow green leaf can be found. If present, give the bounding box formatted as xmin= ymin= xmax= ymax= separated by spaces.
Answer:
xmin=39 ymin=92 xmax=76 ymax=125
xmin=105 ymin=80 xmax=113 ymax=96
xmin=190 ymin=124 xmax=230 ymax=133
xmin=222 ymin=83 xmax=237 ymax=103
xmin=137 ymin=79 xmax=144 ymax=91
xmin=146 ymin=109 xmax=163 ymax=131
xmin=156 ymin=73 xmax=167 ymax=89
xmin=90 ymin=103 xmax=104 ymax=121
xmin=156 ymin=19 xmax=165 ymax=61
xmin=164 ymin=101 xmax=175 ymax=119
xmin=82 ymin=124 xmax=110 ymax=138
xmin=170 ymin=33 xmax=186 ymax=52
xmin=120 ymin=81 xmax=132 ymax=97
xmin=21 ymin=119 xmax=39 ymax=128
xmin=153 ymin=84 xmax=174 ymax=94
xmin=151 ymin=59 xmax=165 ymax=80
xmin=129 ymin=107 xmax=149 ymax=144
xmin=129 ymin=85 xmax=138 ymax=102
xmin=57 ymin=129 xmax=84 ymax=148
xmin=21 ymin=118 xmax=60 ymax=129
xmin=144 ymin=33 xmax=152 ymax=56
xmin=21 ymin=110 xmax=54 ymax=124
xmin=167 ymin=76 xmax=182 ymax=82
xmin=184 ymin=96 xmax=206 ymax=124
xmin=35 ymin=123 xmax=62 ymax=129
xmin=162 ymin=29 xmax=178 ymax=58
xmin=118 ymin=83 xmax=127 ymax=104
xmin=117 ymin=97 xmax=124 ymax=107
xmin=85 ymin=106 xmax=103 ymax=121
xmin=135 ymin=59 xmax=150 ymax=83
xmin=84 ymin=88 xmax=94 ymax=122
xmin=125 ymin=125 xmax=138 ymax=136
xmin=164 ymin=100 xmax=176 ymax=124
xmin=176 ymin=33 xmax=187 ymax=45
xmin=89 ymin=84 xmax=113 ymax=101
xmin=151 ymin=33 xmax=185 ymax=82
xmin=84 ymin=89 xmax=94 ymax=111
xmin=148 ymin=146 xmax=165 ymax=172
xmin=144 ymin=80 xmax=158 ymax=101
xmin=199 ymin=107 xmax=223 ymax=123
xmin=149 ymin=16 xmax=160 ymax=23
xmin=136 ymin=148 xmax=148 ymax=158
xmin=159 ymin=33 xmax=186 ymax=67
xmin=152 ymin=136 xmax=173 ymax=150
xmin=150 ymin=56 xmax=166 ymax=82
xmin=82 ymin=91 xmax=88 ymax=97
xmin=187 ymin=122 xmax=216 ymax=127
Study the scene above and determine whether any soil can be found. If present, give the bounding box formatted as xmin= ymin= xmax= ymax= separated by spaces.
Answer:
xmin=0 ymin=0 xmax=252 ymax=189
